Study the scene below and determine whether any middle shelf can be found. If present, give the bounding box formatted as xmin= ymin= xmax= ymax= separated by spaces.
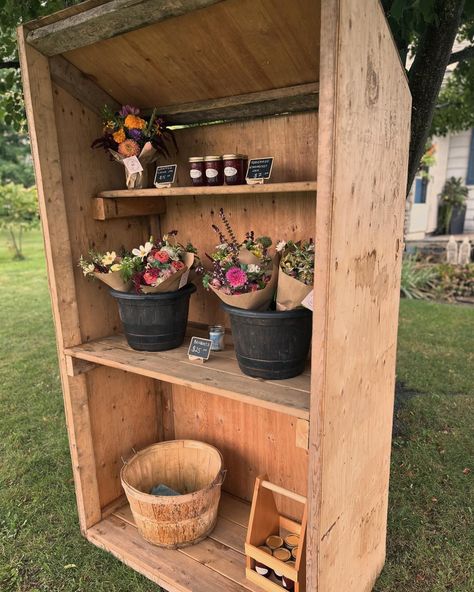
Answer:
xmin=65 ymin=334 xmax=310 ymax=420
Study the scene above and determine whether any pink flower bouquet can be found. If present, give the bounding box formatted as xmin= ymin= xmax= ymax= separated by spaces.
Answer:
xmin=131 ymin=232 xmax=199 ymax=294
xmin=203 ymin=209 xmax=277 ymax=310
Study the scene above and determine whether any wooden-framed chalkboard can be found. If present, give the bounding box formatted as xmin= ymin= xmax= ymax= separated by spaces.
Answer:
xmin=246 ymin=157 xmax=273 ymax=184
xmin=187 ymin=336 xmax=212 ymax=362
xmin=154 ymin=164 xmax=177 ymax=187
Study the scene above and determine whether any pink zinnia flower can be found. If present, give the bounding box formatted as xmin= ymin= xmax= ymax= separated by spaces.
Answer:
xmin=226 ymin=266 xmax=247 ymax=288
xmin=143 ymin=268 xmax=160 ymax=285
xmin=154 ymin=250 xmax=170 ymax=263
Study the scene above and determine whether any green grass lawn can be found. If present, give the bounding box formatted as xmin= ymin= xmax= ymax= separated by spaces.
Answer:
xmin=0 ymin=230 xmax=473 ymax=592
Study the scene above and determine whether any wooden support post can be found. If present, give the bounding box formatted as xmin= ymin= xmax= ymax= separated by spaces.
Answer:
xmin=17 ymin=26 xmax=102 ymax=532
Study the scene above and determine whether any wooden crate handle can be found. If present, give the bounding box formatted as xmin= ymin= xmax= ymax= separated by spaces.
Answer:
xmin=260 ymin=480 xmax=307 ymax=504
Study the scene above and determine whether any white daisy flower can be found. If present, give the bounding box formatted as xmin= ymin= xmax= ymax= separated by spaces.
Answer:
xmin=247 ymin=264 xmax=260 ymax=273
xmin=276 ymin=240 xmax=287 ymax=252
xmin=102 ymin=251 xmax=117 ymax=266
xmin=132 ymin=242 xmax=153 ymax=258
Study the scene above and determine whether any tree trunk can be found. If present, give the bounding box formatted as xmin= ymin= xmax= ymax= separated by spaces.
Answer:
xmin=406 ymin=0 xmax=465 ymax=194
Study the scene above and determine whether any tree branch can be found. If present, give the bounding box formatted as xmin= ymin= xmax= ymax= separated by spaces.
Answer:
xmin=0 ymin=61 xmax=20 ymax=69
xmin=407 ymin=0 xmax=466 ymax=194
xmin=448 ymin=44 xmax=474 ymax=64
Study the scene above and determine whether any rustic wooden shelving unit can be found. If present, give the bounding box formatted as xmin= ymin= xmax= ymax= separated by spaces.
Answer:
xmin=19 ymin=0 xmax=411 ymax=590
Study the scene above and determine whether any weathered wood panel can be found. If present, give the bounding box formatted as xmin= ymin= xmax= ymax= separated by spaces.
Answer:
xmin=62 ymin=0 xmax=320 ymax=108
xmin=27 ymin=0 xmax=225 ymax=56
xmin=87 ymin=367 xmax=161 ymax=508
xmin=307 ymin=0 xmax=411 ymax=590
xmin=17 ymin=27 xmax=102 ymax=531
xmin=167 ymin=385 xmax=309 ymax=520
xmin=159 ymin=112 xmax=318 ymax=328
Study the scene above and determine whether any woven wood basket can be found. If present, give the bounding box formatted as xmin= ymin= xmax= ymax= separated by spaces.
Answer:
xmin=120 ymin=440 xmax=224 ymax=548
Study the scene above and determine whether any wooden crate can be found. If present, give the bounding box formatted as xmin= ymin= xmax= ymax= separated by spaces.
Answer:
xmin=245 ymin=476 xmax=307 ymax=592
xmin=18 ymin=0 xmax=411 ymax=590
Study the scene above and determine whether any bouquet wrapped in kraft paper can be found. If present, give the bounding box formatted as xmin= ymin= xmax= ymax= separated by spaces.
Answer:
xmin=78 ymin=250 xmax=137 ymax=292
xmin=275 ymin=240 xmax=315 ymax=310
xmin=92 ymin=105 xmax=176 ymax=189
xmin=130 ymin=232 xmax=201 ymax=294
xmin=203 ymin=209 xmax=277 ymax=311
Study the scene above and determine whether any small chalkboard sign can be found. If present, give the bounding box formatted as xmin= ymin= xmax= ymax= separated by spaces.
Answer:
xmin=154 ymin=164 xmax=177 ymax=188
xmin=187 ymin=337 xmax=212 ymax=363
xmin=246 ymin=157 xmax=273 ymax=184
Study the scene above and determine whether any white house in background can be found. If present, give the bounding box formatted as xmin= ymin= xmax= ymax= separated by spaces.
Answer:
xmin=406 ymin=130 xmax=474 ymax=239
xmin=406 ymin=38 xmax=474 ymax=240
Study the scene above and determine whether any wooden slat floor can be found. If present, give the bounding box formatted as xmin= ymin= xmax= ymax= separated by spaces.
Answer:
xmin=86 ymin=493 xmax=261 ymax=592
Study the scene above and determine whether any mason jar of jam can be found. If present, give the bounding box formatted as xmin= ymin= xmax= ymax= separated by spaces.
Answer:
xmin=204 ymin=156 xmax=224 ymax=186
xmin=223 ymin=154 xmax=246 ymax=185
xmin=188 ymin=156 xmax=205 ymax=186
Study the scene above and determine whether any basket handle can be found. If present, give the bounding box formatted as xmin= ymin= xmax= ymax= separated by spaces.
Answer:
xmin=211 ymin=469 xmax=227 ymax=487
xmin=261 ymin=480 xmax=306 ymax=504
xmin=120 ymin=447 xmax=137 ymax=465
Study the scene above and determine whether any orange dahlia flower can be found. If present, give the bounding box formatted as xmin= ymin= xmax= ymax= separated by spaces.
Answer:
xmin=113 ymin=128 xmax=126 ymax=143
xmin=118 ymin=139 xmax=140 ymax=157
xmin=124 ymin=114 xmax=147 ymax=130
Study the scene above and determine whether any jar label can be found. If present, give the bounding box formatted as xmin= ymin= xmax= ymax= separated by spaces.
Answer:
xmin=190 ymin=169 xmax=202 ymax=179
xmin=206 ymin=168 xmax=218 ymax=178
xmin=224 ymin=166 xmax=238 ymax=177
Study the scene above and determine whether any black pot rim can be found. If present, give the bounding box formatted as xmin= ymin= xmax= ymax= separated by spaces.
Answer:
xmin=221 ymin=302 xmax=312 ymax=319
xmin=110 ymin=282 xmax=197 ymax=301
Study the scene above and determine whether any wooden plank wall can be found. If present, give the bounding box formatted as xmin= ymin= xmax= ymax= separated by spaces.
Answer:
xmin=161 ymin=112 xmax=318 ymax=327
xmin=308 ymin=0 xmax=411 ymax=590
xmin=165 ymin=385 xmax=308 ymax=520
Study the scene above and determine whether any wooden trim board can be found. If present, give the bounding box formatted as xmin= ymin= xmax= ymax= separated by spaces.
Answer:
xmin=97 ymin=181 xmax=317 ymax=199
xmin=152 ymin=83 xmax=319 ymax=125
xmin=65 ymin=335 xmax=311 ymax=420
xmin=26 ymin=0 xmax=226 ymax=56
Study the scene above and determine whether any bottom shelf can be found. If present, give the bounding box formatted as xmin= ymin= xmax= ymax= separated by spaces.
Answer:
xmin=87 ymin=493 xmax=260 ymax=592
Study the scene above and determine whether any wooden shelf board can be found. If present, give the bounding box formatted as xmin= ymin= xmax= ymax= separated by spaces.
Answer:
xmin=65 ymin=335 xmax=310 ymax=420
xmin=87 ymin=493 xmax=260 ymax=592
xmin=97 ymin=181 xmax=317 ymax=200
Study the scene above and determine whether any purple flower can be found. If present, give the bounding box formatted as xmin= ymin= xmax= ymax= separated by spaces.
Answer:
xmin=119 ymin=104 xmax=140 ymax=117
xmin=128 ymin=128 xmax=143 ymax=141
xmin=226 ymin=266 xmax=248 ymax=288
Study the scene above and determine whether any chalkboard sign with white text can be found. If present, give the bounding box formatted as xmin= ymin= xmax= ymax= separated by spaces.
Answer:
xmin=246 ymin=157 xmax=273 ymax=181
xmin=154 ymin=164 xmax=177 ymax=187
xmin=187 ymin=337 xmax=212 ymax=362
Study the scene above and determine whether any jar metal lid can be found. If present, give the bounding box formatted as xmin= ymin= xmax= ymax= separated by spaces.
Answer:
xmin=189 ymin=156 xmax=204 ymax=162
xmin=209 ymin=325 xmax=225 ymax=333
xmin=273 ymin=548 xmax=291 ymax=562
xmin=204 ymin=155 xmax=222 ymax=161
xmin=222 ymin=154 xmax=242 ymax=160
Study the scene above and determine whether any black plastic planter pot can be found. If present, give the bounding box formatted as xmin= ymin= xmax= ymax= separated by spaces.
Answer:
xmin=221 ymin=303 xmax=312 ymax=380
xmin=110 ymin=283 xmax=197 ymax=351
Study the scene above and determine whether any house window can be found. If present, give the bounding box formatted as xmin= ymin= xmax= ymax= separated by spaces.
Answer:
xmin=467 ymin=128 xmax=474 ymax=185
xmin=414 ymin=177 xmax=428 ymax=204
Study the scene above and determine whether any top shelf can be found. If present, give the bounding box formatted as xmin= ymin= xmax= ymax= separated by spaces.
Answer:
xmin=97 ymin=181 xmax=317 ymax=199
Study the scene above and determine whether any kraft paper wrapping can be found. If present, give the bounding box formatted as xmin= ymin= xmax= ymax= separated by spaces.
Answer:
xmin=276 ymin=268 xmax=313 ymax=311
xmin=210 ymin=267 xmax=278 ymax=311
xmin=93 ymin=271 xmax=132 ymax=292
xmin=109 ymin=142 xmax=158 ymax=189
xmin=140 ymin=252 xmax=194 ymax=294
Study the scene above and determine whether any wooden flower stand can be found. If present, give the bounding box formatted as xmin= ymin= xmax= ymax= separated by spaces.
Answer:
xmin=18 ymin=0 xmax=411 ymax=590
xmin=245 ymin=476 xmax=307 ymax=592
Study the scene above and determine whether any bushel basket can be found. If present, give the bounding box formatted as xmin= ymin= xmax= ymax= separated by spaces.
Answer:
xmin=120 ymin=440 xmax=224 ymax=548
